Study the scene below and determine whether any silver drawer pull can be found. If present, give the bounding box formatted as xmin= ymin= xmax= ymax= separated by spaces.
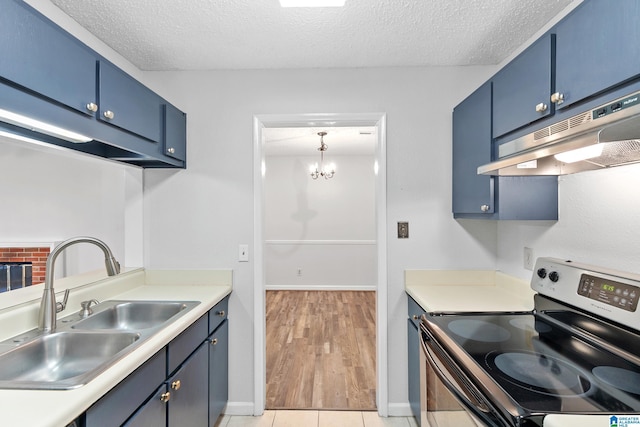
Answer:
xmin=103 ymin=110 xmax=115 ymax=120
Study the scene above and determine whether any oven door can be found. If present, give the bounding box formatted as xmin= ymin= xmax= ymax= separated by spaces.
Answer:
xmin=419 ymin=321 xmax=506 ymax=427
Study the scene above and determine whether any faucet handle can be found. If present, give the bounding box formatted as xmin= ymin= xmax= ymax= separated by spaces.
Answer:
xmin=56 ymin=289 xmax=70 ymax=313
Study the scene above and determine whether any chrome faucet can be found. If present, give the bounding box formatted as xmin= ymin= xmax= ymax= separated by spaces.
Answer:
xmin=38 ymin=236 xmax=121 ymax=332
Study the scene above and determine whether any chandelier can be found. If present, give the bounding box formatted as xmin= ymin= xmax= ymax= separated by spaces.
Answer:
xmin=309 ymin=131 xmax=335 ymax=180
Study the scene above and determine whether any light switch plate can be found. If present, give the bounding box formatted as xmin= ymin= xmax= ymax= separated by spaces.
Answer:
xmin=397 ymin=222 xmax=409 ymax=239
xmin=239 ymin=244 xmax=249 ymax=262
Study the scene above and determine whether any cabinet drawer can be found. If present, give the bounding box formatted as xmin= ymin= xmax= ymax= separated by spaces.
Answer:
xmin=85 ymin=348 xmax=166 ymax=427
xmin=167 ymin=314 xmax=208 ymax=375
xmin=209 ymin=296 xmax=229 ymax=334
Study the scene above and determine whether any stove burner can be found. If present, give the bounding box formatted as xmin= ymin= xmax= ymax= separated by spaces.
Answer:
xmin=593 ymin=366 xmax=640 ymax=395
xmin=448 ymin=319 xmax=510 ymax=342
xmin=508 ymin=317 xmax=552 ymax=334
xmin=493 ymin=351 xmax=592 ymax=396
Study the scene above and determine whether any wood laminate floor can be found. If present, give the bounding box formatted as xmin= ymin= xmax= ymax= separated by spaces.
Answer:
xmin=265 ymin=290 xmax=377 ymax=411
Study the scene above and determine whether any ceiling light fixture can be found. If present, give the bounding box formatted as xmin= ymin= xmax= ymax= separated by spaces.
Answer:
xmin=279 ymin=0 xmax=346 ymax=7
xmin=309 ymin=131 xmax=335 ymax=180
xmin=0 ymin=108 xmax=92 ymax=143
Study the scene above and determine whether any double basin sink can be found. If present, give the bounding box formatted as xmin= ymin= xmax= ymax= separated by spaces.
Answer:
xmin=0 ymin=300 xmax=200 ymax=390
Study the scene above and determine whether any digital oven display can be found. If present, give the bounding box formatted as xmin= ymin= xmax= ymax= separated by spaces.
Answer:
xmin=577 ymin=274 xmax=639 ymax=312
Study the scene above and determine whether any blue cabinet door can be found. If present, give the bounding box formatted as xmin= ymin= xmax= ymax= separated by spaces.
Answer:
xmin=84 ymin=350 xmax=166 ymax=427
xmin=168 ymin=343 xmax=209 ymax=426
xmin=555 ymin=0 xmax=640 ymax=110
xmin=164 ymin=103 xmax=187 ymax=162
xmin=407 ymin=319 xmax=421 ymax=426
xmin=492 ymin=34 xmax=553 ymax=138
xmin=98 ymin=61 xmax=163 ymax=143
xmin=452 ymin=82 xmax=494 ymax=215
xmin=209 ymin=320 xmax=229 ymax=425
xmin=0 ymin=1 xmax=97 ymax=116
xmin=124 ymin=384 xmax=168 ymax=427
xmin=452 ymin=82 xmax=558 ymax=220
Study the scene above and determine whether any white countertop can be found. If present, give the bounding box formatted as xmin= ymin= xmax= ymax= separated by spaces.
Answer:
xmin=0 ymin=268 xmax=232 ymax=427
xmin=405 ymin=270 xmax=535 ymax=312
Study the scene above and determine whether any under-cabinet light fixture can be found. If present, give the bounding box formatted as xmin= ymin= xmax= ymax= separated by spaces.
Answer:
xmin=0 ymin=108 xmax=92 ymax=143
xmin=554 ymin=144 xmax=604 ymax=164
xmin=280 ymin=0 xmax=345 ymax=7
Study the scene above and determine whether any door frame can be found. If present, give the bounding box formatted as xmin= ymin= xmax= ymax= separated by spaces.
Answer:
xmin=253 ymin=112 xmax=388 ymax=415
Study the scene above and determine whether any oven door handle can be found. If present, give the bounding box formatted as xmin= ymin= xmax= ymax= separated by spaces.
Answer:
xmin=420 ymin=321 xmax=502 ymax=425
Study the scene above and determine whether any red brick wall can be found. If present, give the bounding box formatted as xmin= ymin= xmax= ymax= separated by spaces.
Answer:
xmin=0 ymin=247 xmax=50 ymax=285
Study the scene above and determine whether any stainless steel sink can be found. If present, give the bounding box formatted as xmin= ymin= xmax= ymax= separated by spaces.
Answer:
xmin=0 ymin=299 xmax=200 ymax=390
xmin=0 ymin=331 xmax=140 ymax=389
xmin=72 ymin=301 xmax=197 ymax=331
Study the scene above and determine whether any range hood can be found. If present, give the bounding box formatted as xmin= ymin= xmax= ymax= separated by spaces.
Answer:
xmin=478 ymin=91 xmax=640 ymax=176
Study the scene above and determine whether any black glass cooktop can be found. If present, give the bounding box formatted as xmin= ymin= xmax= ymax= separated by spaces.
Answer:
xmin=426 ymin=312 xmax=640 ymax=414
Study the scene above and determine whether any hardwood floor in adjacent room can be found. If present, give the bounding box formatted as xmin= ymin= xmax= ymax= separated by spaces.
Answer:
xmin=266 ymin=290 xmax=377 ymax=411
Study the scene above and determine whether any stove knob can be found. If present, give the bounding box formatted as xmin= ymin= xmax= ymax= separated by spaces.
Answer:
xmin=537 ymin=268 xmax=547 ymax=279
xmin=549 ymin=271 xmax=559 ymax=283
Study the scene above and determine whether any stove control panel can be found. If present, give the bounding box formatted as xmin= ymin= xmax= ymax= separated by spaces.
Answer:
xmin=531 ymin=258 xmax=640 ymax=330
xmin=577 ymin=274 xmax=639 ymax=312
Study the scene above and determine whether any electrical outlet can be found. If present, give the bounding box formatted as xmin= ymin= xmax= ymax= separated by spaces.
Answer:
xmin=523 ymin=247 xmax=534 ymax=270
xmin=297 ymin=268 xmax=302 ymax=277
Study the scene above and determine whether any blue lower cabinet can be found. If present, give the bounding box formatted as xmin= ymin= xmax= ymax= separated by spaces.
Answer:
xmin=407 ymin=297 xmax=424 ymax=427
xmin=209 ymin=320 xmax=229 ymax=425
xmin=83 ymin=300 xmax=229 ymax=427
xmin=124 ymin=384 xmax=168 ymax=427
xmin=168 ymin=342 xmax=209 ymax=426
xmin=84 ymin=350 xmax=166 ymax=427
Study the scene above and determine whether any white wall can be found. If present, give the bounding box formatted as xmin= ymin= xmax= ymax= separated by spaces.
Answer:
xmin=265 ymin=154 xmax=376 ymax=289
xmin=497 ymin=163 xmax=640 ymax=279
xmin=0 ymin=136 xmax=142 ymax=274
xmin=142 ymin=65 xmax=499 ymax=413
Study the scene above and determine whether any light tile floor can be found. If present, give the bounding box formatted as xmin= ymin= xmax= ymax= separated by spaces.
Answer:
xmin=216 ymin=411 xmax=419 ymax=427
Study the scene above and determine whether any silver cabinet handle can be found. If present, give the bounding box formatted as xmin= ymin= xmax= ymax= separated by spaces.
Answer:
xmin=535 ymin=103 xmax=548 ymax=113
xmin=217 ymin=310 xmax=225 ymax=317
xmin=480 ymin=204 xmax=490 ymax=212
xmin=86 ymin=103 xmax=98 ymax=113
xmin=167 ymin=147 xmax=175 ymax=154
xmin=103 ymin=110 xmax=115 ymax=120
xmin=550 ymin=92 xmax=564 ymax=104
xmin=210 ymin=338 xmax=218 ymax=346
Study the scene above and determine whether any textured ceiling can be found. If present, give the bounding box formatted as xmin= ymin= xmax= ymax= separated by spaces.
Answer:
xmin=49 ymin=0 xmax=573 ymax=71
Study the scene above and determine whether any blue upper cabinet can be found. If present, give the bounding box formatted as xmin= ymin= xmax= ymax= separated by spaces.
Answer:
xmin=453 ymin=82 xmax=494 ymax=215
xmin=554 ymin=0 xmax=640 ymax=110
xmin=453 ymin=82 xmax=558 ymax=220
xmin=0 ymin=1 xmax=97 ymax=116
xmin=164 ymin=103 xmax=187 ymax=162
xmin=492 ymin=34 xmax=553 ymax=138
xmin=98 ymin=61 xmax=163 ymax=143
xmin=0 ymin=0 xmax=186 ymax=168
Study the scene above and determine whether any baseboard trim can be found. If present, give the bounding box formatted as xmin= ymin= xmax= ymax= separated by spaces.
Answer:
xmin=223 ymin=401 xmax=256 ymax=416
xmin=265 ymin=285 xmax=377 ymax=291
xmin=388 ymin=402 xmax=413 ymax=417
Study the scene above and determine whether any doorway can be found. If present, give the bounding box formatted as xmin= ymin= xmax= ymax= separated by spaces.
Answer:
xmin=253 ymin=113 xmax=388 ymax=416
